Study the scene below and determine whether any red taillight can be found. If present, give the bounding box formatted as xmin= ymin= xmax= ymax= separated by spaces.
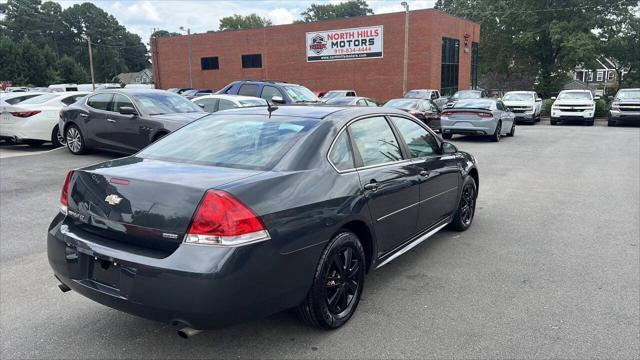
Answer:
xmin=442 ymin=111 xmax=493 ymax=118
xmin=184 ymin=190 xmax=270 ymax=246
xmin=478 ymin=112 xmax=493 ymax=118
xmin=60 ymin=170 xmax=73 ymax=213
xmin=10 ymin=111 xmax=41 ymax=118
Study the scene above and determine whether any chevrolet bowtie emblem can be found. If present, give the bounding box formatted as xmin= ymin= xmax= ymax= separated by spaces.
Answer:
xmin=105 ymin=194 xmax=123 ymax=205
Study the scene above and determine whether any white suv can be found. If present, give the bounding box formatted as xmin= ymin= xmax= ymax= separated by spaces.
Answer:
xmin=550 ymin=90 xmax=599 ymax=126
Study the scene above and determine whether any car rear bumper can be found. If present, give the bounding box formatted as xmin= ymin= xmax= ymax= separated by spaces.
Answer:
xmin=440 ymin=118 xmax=498 ymax=136
xmin=513 ymin=112 xmax=535 ymax=123
xmin=47 ymin=214 xmax=316 ymax=329
xmin=0 ymin=117 xmax=54 ymax=141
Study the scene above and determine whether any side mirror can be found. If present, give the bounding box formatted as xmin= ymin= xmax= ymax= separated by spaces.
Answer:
xmin=536 ymin=98 xmax=542 ymax=102
xmin=441 ymin=141 xmax=457 ymax=154
xmin=608 ymin=95 xmax=614 ymax=100
xmin=197 ymin=103 xmax=205 ymax=108
xmin=551 ymin=96 xmax=556 ymax=100
xmin=119 ymin=106 xmax=137 ymax=115
xmin=271 ymin=96 xmax=285 ymax=104
xmin=594 ymin=96 xmax=601 ymax=100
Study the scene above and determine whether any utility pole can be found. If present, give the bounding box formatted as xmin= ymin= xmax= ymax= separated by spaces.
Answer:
xmin=180 ymin=26 xmax=193 ymax=88
xmin=87 ymin=35 xmax=95 ymax=90
xmin=401 ymin=2 xmax=409 ymax=96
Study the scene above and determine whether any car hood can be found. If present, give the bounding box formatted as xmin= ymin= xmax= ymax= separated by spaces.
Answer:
xmin=503 ymin=100 xmax=533 ymax=107
xmin=553 ymin=99 xmax=594 ymax=105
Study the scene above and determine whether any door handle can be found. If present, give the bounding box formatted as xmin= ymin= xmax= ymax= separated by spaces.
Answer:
xmin=363 ymin=182 xmax=379 ymax=191
xmin=107 ymin=118 xmax=116 ymax=123
xmin=419 ymin=170 xmax=430 ymax=177
xmin=79 ymin=113 xmax=88 ymax=117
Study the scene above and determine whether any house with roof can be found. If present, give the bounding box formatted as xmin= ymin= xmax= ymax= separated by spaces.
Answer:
xmin=114 ymin=68 xmax=153 ymax=85
xmin=572 ymin=57 xmax=625 ymax=95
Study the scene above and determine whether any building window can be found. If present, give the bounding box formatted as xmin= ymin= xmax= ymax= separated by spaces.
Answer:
xmin=596 ymin=71 xmax=603 ymax=82
xmin=201 ymin=57 xmax=219 ymax=70
xmin=470 ymin=42 xmax=479 ymax=89
xmin=242 ymin=54 xmax=262 ymax=69
xmin=441 ymin=37 xmax=459 ymax=96
xmin=587 ymin=72 xmax=593 ymax=82
xmin=608 ymin=71 xmax=615 ymax=80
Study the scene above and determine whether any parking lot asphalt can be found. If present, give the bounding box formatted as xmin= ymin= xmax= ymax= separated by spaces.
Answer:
xmin=1 ymin=123 xmax=638 ymax=359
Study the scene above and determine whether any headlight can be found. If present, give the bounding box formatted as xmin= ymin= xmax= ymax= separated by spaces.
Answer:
xmin=611 ymin=102 xmax=620 ymax=109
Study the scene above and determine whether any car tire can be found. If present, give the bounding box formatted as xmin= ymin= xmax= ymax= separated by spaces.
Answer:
xmin=550 ymin=118 xmax=558 ymax=126
xmin=490 ymin=121 xmax=501 ymax=142
xmin=24 ymin=140 xmax=46 ymax=147
xmin=296 ymin=231 xmax=366 ymax=329
xmin=448 ymin=176 xmax=477 ymax=231
xmin=507 ymin=123 xmax=515 ymax=137
xmin=65 ymin=124 xmax=87 ymax=155
xmin=51 ymin=125 xmax=65 ymax=147
xmin=608 ymin=120 xmax=616 ymax=127
xmin=586 ymin=118 xmax=594 ymax=126
xmin=442 ymin=133 xmax=453 ymax=140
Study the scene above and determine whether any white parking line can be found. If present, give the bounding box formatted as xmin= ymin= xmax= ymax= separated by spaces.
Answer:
xmin=0 ymin=146 xmax=66 ymax=159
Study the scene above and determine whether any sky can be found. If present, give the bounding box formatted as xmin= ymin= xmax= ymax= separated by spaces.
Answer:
xmin=49 ymin=0 xmax=437 ymax=42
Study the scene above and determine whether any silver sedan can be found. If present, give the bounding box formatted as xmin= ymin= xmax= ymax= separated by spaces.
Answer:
xmin=440 ymin=98 xmax=515 ymax=142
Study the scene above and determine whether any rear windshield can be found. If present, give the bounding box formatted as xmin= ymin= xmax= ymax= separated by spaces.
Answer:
xmin=384 ymin=99 xmax=419 ymax=109
xmin=325 ymin=97 xmax=355 ymax=105
xmin=453 ymin=99 xmax=494 ymax=110
xmin=138 ymin=115 xmax=317 ymax=170
xmin=557 ymin=92 xmax=592 ymax=100
xmin=404 ymin=90 xmax=429 ymax=98
xmin=238 ymin=98 xmax=267 ymax=107
xmin=452 ymin=91 xmax=482 ymax=100
xmin=16 ymin=94 xmax=58 ymax=104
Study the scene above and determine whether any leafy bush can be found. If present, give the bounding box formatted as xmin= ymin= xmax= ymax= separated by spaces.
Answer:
xmin=541 ymin=99 xmax=554 ymax=116
xmin=595 ymin=99 xmax=608 ymax=117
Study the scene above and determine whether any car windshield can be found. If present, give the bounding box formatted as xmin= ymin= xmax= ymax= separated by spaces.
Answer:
xmin=139 ymin=116 xmax=317 ymax=170
xmin=238 ymin=98 xmax=267 ymax=107
xmin=284 ymin=86 xmax=320 ymax=103
xmin=182 ymin=90 xmax=197 ymax=96
xmin=616 ymin=90 xmax=640 ymax=100
xmin=133 ymin=92 xmax=203 ymax=115
xmin=453 ymin=99 xmax=494 ymax=110
xmin=404 ymin=90 xmax=429 ymax=98
xmin=384 ymin=99 xmax=419 ymax=109
xmin=17 ymin=94 xmax=58 ymax=104
xmin=452 ymin=91 xmax=481 ymax=100
xmin=557 ymin=92 xmax=592 ymax=100
xmin=325 ymin=97 xmax=355 ymax=105
xmin=503 ymin=93 xmax=534 ymax=101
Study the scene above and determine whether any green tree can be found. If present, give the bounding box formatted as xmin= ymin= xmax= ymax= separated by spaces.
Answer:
xmin=218 ymin=14 xmax=273 ymax=31
xmin=299 ymin=0 xmax=373 ymax=22
xmin=57 ymin=55 xmax=88 ymax=83
xmin=599 ymin=14 xmax=640 ymax=89
xmin=435 ymin=0 xmax=637 ymax=97
xmin=151 ymin=29 xmax=181 ymax=38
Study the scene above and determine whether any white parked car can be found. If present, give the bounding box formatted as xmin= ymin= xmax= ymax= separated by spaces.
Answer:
xmin=0 ymin=92 xmax=89 ymax=146
xmin=501 ymin=91 xmax=542 ymax=124
xmin=191 ymin=94 xmax=267 ymax=113
xmin=0 ymin=91 xmax=49 ymax=106
xmin=550 ymin=90 xmax=599 ymax=126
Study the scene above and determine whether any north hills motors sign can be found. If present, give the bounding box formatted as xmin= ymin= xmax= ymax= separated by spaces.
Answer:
xmin=306 ymin=25 xmax=383 ymax=62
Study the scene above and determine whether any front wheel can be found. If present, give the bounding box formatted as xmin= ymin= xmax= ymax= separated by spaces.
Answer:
xmin=296 ymin=231 xmax=366 ymax=329
xmin=449 ymin=176 xmax=477 ymax=231
xmin=490 ymin=122 xmax=501 ymax=142
xmin=585 ymin=118 xmax=594 ymax=126
xmin=442 ymin=133 xmax=453 ymax=140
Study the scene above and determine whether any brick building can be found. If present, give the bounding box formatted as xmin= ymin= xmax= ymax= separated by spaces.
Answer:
xmin=151 ymin=9 xmax=480 ymax=101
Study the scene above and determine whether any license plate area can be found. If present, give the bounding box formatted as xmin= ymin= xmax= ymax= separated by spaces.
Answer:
xmin=89 ymin=257 xmax=120 ymax=289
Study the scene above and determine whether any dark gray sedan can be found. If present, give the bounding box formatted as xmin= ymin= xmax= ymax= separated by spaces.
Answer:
xmin=60 ymin=89 xmax=206 ymax=154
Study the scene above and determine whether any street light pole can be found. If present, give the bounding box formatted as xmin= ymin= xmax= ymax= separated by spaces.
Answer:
xmin=86 ymin=35 xmax=96 ymax=91
xmin=401 ymin=2 xmax=409 ymax=96
xmin=180 ymin=26 xmax=193 ymax=88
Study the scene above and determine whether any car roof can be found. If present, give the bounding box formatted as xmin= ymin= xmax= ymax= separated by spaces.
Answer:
xmin=209 ymin=105 xmax=407 ymax=120
xmin=0 ymin=91 xmax=48 ymax=100
xmin=560 ymin=90 xmax=591 ymax=93
xmin=93 ymin=89 xmax=176 ymax=95
xmin=618 ymin=88 xmax=640 ymax=91
xmin=456 ymin=90 xmax=481 ymax=93
xmin=505 ymin=91 xmax=534 ymax=94
xmin=233 ymin=80 xmax=300 ymax=87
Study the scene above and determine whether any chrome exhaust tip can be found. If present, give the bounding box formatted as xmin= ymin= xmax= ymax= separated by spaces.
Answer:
xmin=177 ymin=327 xmax=202 ymax=339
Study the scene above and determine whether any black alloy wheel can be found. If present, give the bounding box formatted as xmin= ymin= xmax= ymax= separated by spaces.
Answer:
xmin=297 ymin=231 xmax=365 ymax=329
xmin=442 ymin=133 xmax=453 ymax=140
xmin=449 ymin=176 xmax=477 ymax=231
xmin=491 ymin=122 xmax=501 ymax=142
xmin=51 ymin=125 xmax=65 ymax=147
xmin=507 ymin=123 xmax=515 ymax=137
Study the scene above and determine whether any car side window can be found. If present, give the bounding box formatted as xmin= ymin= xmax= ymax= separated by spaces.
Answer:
xmin=329 ymin=131 xmax=355 ymax=171
xmin=238 ymin=84 xmax=258 ymax=97
xmin=86 ymin=93 xmax=113 ymax=111
xmin=390 ymin=116 xmax=439 ymax=158
xmin=431 ymin=92 xmax=437 ymax=100
xmin=348 ymin=116 xmax=403 ymax=167
xmin=61 ymin=95 xmax=84 ymax=106
xmin=366 ymin=99 xmax=378 ymax=107
xmin=356 ymin=99 xmax=367 ymax=106
xmin=261 ymin=86 xmax=283 ymax=103
xmin=218 ymin=99 xmax=237 ymax=111
xmin=112 ymin=94 xmax=134 ymax=113
xmin=194 ymin=98 xmax=219 ymax=113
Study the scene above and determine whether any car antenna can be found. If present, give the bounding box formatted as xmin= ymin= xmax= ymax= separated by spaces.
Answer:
xmin=267 ymin=102 xmax=278 ymax=118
